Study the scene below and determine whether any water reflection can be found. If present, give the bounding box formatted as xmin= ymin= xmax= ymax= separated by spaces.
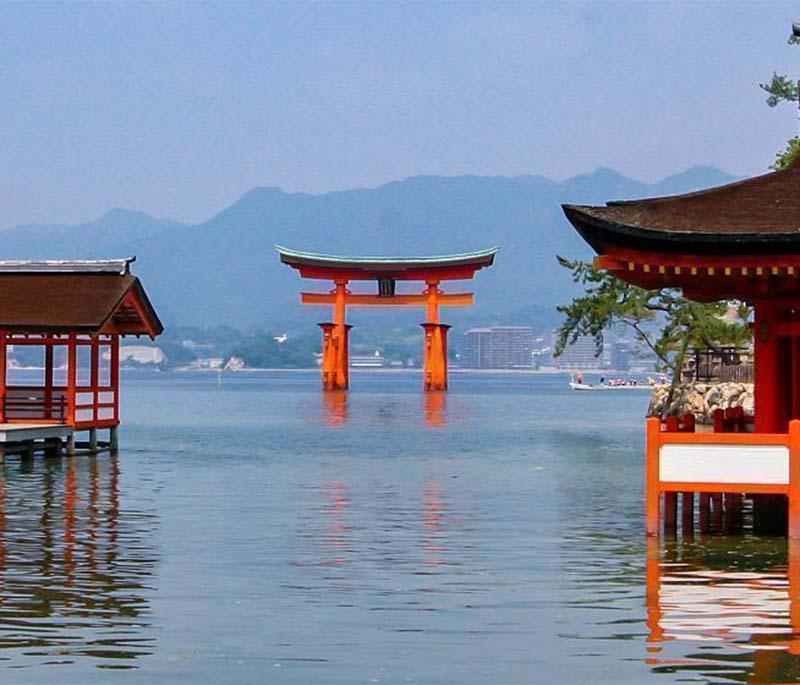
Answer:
xmin=315 ymin=388 xmax=463 ymax=428
xmin=295 ymin=478 xmax=465 ymax=584
xmin=0 ymin=455 xmax=157 ymax=669
xmin=646 ymin=537 xmax=800 ymax=682
xmin=422 ymin=481 xmax=447 ymax=566
xmin=321 ymin=391 xmax=348 ymax=427
xmin=423 ymin=392 xmax=447 ymax=427
xmin=321 ymin=482 xmax=351 ymax=566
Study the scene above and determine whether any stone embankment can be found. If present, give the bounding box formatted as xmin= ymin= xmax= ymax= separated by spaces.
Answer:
xmin=648 ymin=382 xmax=754 ymax=424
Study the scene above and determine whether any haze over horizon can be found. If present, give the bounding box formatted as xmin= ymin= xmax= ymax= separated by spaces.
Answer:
xmin=2 ymin=2 xmax=799 ymax=228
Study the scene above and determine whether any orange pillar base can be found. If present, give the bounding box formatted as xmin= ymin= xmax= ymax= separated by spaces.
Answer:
xmin=318 ymin=322 xmax=352 ymax=391
xmin=421 ymin=323 xmax=450 ymax=392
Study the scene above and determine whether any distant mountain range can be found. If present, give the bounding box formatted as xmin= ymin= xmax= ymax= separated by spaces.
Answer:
xmin=0 ymin=165 xmax=738 ymax=333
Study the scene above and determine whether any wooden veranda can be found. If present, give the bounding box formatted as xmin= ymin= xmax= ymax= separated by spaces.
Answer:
xmin=0 ymin=259 xmax=162 ymax=457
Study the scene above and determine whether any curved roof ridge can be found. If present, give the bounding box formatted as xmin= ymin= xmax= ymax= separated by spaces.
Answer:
xmin=275 ymin=245 xmax=498 ymax=264
xmin=0 ymin=258 xmax=136 ymax=274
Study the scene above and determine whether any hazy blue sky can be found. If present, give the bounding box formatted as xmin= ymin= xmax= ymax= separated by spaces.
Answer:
xmin=2 ymin=1 xmax=799 ymax=228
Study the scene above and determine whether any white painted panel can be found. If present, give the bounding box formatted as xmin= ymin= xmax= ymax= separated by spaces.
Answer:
xmin=74 ymin=409 xmax=93 ymax=423
xmin=660 ymin=444 xmax=789 ymax=484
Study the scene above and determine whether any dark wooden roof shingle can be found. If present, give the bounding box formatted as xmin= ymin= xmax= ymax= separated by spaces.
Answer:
xmin=563 ymin=157 xmax=800 ymax=254
xmin=0 ymin=272 xmax=162 ymax=336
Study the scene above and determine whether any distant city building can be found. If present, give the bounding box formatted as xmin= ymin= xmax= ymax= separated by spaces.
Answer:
xmin=610 ymin=339 xmax=631 ymax=371
xmin=189 ymin=357 xmax=225 ymax=370
xmin=554 ymin=334 xmax=639 ymax=370
xmin=531 ymin=336 xmax=554 ymax=369
xmin=120 ymin=345 xmax=166 ymax=366
xmin=225 ymin=356 xmax=246 ymax=371
xmin=555 ymin=334 xmax=607 ymax=370
xmin=350 ymin=351 xmax=385 ymax=368
xmin=462 ymin=327 xmax=534 ymax=369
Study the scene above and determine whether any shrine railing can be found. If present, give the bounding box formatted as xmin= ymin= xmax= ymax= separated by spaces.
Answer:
xmin=646 ymin=415 xmax=800 ymax=538
xmin=3 ymin=387 xmax=67 ymax=423
xmin=2 ymin=384 xmax=118 ymax=428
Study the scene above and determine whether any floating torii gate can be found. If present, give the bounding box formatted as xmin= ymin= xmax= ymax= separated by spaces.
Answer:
xmin=277 ymin=246 xmax=497 ymax=391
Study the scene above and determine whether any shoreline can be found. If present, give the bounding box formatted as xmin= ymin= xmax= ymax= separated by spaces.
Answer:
xmin=164 ymin=366 xmax=647 ymax=376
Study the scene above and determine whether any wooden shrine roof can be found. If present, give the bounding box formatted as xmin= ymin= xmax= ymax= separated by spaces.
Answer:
xmin=0 ymin=259 xmax=163 ymax=337
xmin=562 ymin=156 xmax=800 ymax=255
xmin=277 ymin=246 xmax=498 ymax=280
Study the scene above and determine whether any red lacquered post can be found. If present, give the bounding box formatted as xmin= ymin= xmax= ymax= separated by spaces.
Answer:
xmin=789 ymin=420 xmax=800 ymax=540
xmin=646 ymin=418 xmax=661 ymax=537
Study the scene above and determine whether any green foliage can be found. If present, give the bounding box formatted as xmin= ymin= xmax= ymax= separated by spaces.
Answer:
xmin=759 ymin=27 xmax=800 ymax=174
xmin=350 ymin=325 xmax=422 ymax=364
xmin=760 ymin=29 xmax=800 ymax=168
xmin=760 ymin=72 xmax=798 ymax=108
xmin=554 ymin=257 xmax=751 ymax=373
xmin=771 ymin=137 xmax=800 ymax=170
xmin=231 ymin=330 xmax=318 ymax=368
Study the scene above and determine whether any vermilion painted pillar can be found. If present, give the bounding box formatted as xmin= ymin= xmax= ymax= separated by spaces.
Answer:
xmin=44 ymin=343 xmax=53 ymax=421
xmin=422 ymin=280 xmax=449 ymax=392
xmin=0 ymin=332 xmax=7 ymax=423
xmin=90 ymin=336 xmax=99 ymax=425
xmin=754 ymin=301 xmax=779 ymax=433
xmin=789 ymin=419 xmax=800 ymax=540
xmin=66 ymin=334 xmax=77 ymax=427
xmin=645 ymin=417 xmax=661 ymax=537
xmin=318 ymin=322 xmax=352 ymax=391
xmin=421 ymin=323 xmax=450 ymax=392
xmin=331 ymin=280 xmax=351 ymax=390
xmin=111 ymin=334 xmax=120 ymax=423
xmin=425 ymin=280 xmax=440 ymax=325
xmin=110 ymin=334 xmax=120 ymax=450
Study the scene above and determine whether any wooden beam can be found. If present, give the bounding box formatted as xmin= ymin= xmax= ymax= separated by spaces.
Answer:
xmin=300 ymin=292 xmax=474 ymax=306
xmin=91 ymin=336 xmax=100 ymax=424
xmin=296 ymin=266 xmax=482 ymax=281
xmin=111 ymin=334 xmax=120 ymax=424
xmin=600 ymin=248 xmax=800 ymax=269
xmin=66 ymin=333 xmax=77 ymax=427
xmin=0 ymin=332 xmax=6 ymax=423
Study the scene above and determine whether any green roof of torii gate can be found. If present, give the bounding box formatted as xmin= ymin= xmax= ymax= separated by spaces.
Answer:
xmin=276 ymin=245 xmax=498 ymax=276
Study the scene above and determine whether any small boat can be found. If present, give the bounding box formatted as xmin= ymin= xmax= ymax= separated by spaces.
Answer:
xmin=569 ymin=375 xmax=664 ymax=391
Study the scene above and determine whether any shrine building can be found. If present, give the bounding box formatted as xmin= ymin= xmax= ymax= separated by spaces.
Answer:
xmin=0 ymin=258 xmax=162 ymax=457
xmin=563 ymin=157 xmax=800 ymax=537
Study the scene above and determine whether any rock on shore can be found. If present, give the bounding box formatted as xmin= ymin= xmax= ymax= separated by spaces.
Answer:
xmin=648 ymin=382 xmax=754 ymax=424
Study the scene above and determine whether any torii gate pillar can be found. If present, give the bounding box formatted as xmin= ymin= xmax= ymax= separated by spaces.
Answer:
xmin=318 ymin=322 xmax=352 ymax=390
xmin=421 ymin=323 xmax=450 ymax=391
xmin=318 ymin=280 xmax=351 ymax=390
xmin=421 ymin=279 xmax=449 ymax=391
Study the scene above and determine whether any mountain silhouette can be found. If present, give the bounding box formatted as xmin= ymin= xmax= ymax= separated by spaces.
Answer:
xmin=0 ymin=166 xmax=738 ymax=332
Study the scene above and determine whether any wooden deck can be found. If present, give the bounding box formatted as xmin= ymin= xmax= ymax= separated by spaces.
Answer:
xmin=0 ymin=423 xmax=73 ymax=459
xmin=0 ymin=423 xmax=73 ymax=442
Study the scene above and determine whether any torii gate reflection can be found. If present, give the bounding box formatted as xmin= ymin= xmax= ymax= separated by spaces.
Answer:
xmin=321 ymin=390 xmax=449 ymax=429
xmin=278 ymin=247 xmax=497 ymax=392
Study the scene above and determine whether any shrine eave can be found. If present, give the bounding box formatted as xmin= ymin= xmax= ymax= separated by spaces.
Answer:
xmin=563 ymin=205 xmax=800 ymax=256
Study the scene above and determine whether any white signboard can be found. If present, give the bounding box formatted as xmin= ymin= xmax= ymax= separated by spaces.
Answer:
xmin=659 ymin=444 xmax=789 ymax=485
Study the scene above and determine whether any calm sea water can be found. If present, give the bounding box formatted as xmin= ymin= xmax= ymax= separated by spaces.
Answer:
xmin=0 ymin=370 xmax=797 ymax=683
